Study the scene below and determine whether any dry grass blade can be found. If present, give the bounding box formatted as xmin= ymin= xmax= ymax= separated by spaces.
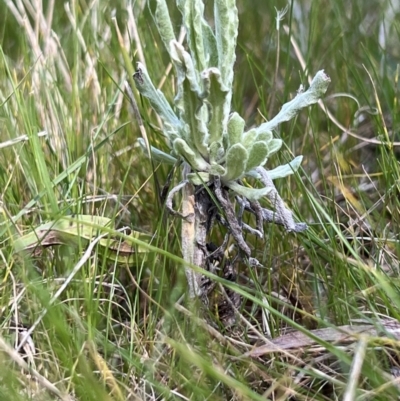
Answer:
xmin=0 ymin=335 xmax=74 ymax=401
xmin=343 ymin=337 xmax=368 ymax=401
xmin=246 ymin=319 xmax=400 ymax=357
xmin=16 ymin=231 xmax=111 ymax=352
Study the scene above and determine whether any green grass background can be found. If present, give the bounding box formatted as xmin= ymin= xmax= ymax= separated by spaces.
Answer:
xmin=0 ymin=0 xmax=399 ymax=399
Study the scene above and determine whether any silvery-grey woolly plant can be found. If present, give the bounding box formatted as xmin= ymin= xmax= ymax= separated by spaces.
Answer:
xmin=132 ymin=0 xmax=330 ymax=300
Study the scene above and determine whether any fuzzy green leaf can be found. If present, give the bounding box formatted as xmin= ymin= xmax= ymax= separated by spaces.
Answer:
xmin=177 ymin=0 xmax=207 ymax=73
xmin=163 ymin=122 xmax=184 ymax=144
xmin=170 ymin=41 xmax=207 ymax=151
xmin=137 ymin=138 xmax=177 ymax=165
xmin=267 ymin=155 xmax=303 ymax=179
xmin=227 ymin=112 xmax=245 ymax=147
xmin=256 ymin=70 xmax=331 ymax=133
xmin=241 ymin=128 xmax=257 ymax=150
xmin=202 ymin=21 xmax=218 ymax=68
xmin=201 ymin=67 xmax=229 ymax=144
xmin=246 ymin=141 xmax=270 ymax=171
xmin=170 ymin=41 xmax=202 ymax=96
xmin=266 ymin=138 xmax=283 ymax=156
xmin=214 ymin=0 xmax=238 ymax=129
xmin=150 ymin=0 xmax=176 ymax=57
xmin=173 ymin=138 xmax=210 ymax=171
xmin=246 ymin=155 xmax=303 ymax=180
xmin=256 ymin=130 xmax=273 ymax=142
xmin=133 ymin=63 xmax=181 ymax=128
xmin=226 ymin=182 xmax=272 ymax=201
xmin=187 ymin=172 xmax=211 ymax=185
xmin=209 ymin=141 xmax=224 ymax=163
xmin=209 ymin=164 xmax=226 ymax=175
xmin=222 ymin=143 xmax=248 ymax=181
xmin=214 ymin=0 xmax=238 ymax=89
xmin=194 ymin=104 xmax=210 ymax=157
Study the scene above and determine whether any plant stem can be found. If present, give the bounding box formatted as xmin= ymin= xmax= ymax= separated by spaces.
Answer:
xmin=181 ymin=164 xmax=213 ymax=300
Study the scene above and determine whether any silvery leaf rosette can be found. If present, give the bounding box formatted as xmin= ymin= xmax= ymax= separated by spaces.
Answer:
xmin=133 ymin=0 xmax=330 ymax=230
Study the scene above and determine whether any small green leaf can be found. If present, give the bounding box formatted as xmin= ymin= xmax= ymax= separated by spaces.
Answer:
xmin=214 ymin=0 xmax=238 ymax=89
xmin=246 ymin=141 xmax=270 ymax=171
xmin=226 ymin=182 xmax=272 ymax=201
xmin=209 ymin=163 xmax=225 ymax=175
xmin=241 ymin=128 xmax=257 ymax=150
xmin=256 ymin=130 xmax=273 ymax=142
xmin=227 ymin=112 xmax=245 ymax=147
xmin=267 ymin=155 xmax=303 ymax=179
xmin=267 ymin=138 xmax=283 ymax=156
xmin=256 ymin=70 xmax=331 ymax=133
xmin=202 ymin=21 xmax=218 ymax=68
xmin=170 ymin=41 xmax=202 ymax=95
xmin=150 ymin=0 xmax=176 ymax=57
xmin=187 ymin=172 xmax=211 ymax=185
xmin=177 ymin=0 xmax=207 ymax=73
xmin=194 ymin=104 xmax=210 ymax=157
xmin=209 ymin=141 xmax=224 ymax=163
xmin=133 ymin=63 xmax=181 ymax=128
xmin=201 ymin=67 xmax=229 ymax=144
xmin=137 ymin=138 xmax=178 ymax=165
xmin=222 ymin=143 xmax=248 ymax=181
xmin=173 ymin=138 xmax=210 ymax=171
xmin=245 ymin=155 xmax=303 ymax=180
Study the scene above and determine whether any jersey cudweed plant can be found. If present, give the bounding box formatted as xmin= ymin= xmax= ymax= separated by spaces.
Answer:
xmin=132 ymin=0 xmax=330 ymax=300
